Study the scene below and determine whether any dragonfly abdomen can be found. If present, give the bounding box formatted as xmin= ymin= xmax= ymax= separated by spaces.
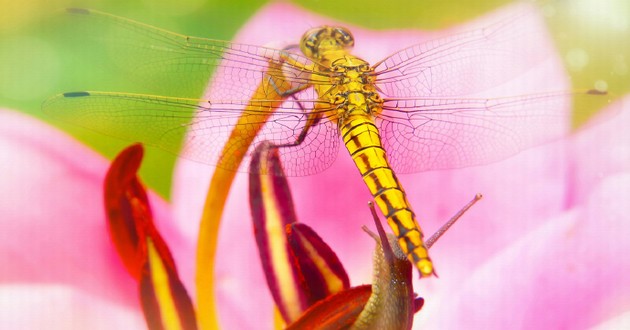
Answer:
xmin=341 ymin=115 xmax=434 ymax=277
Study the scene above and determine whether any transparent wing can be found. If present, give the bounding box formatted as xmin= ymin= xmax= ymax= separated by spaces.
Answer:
xmin=51 ymin=9 xmax=342 ymax=176
xmin=43 ymin=91 xmax=340 ymax=176
xmin=64 ymin=8 xmax=328 ymax=98
xmin=376 ymin=91 xmax=577 ymax=173
xmin=372 ymin=6 xmax=550 ymax=98
xmin=367 ymin=5 xmax=598 ymax=173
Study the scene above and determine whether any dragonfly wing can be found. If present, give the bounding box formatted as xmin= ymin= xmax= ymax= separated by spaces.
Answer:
xmin=262 ymin=111 xmax=340 ymax=177
xmin=377 ymin=91 xmax=574 ymax=173
xmin=64 ymin=8 xmax=325 ymax=99
xmin=53 ymin=9 xmax=340 ymax=176
xmin=43 ymin=91 xmax=340 ymax=176
xmin=372 ymin=4 xmax=553 ymax=98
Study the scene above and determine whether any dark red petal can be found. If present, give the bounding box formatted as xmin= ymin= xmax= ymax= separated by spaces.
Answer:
xmin=104 ymin=144 xmax=177 ymax=280
xmin=105 ymin=144 xmax=194 ymax=330
xmin=414 ymin=297 xmax=425 ymax=313
xmin=139 ymin=263 xmax=163 ymax=330
xmin=287 ymin=223 xmax=350 ymax=305
xmin=139 ymin=238 xmax=197 ymax=330
xmin=285 ymin=285 xmax=372 ymax=330
xmin=104 ymin=143 xmax=147 ymax=279
xmin=249 ymin=142 xmax=307 ymax=322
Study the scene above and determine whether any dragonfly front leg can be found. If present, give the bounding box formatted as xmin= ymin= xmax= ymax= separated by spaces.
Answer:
xmin=276 ymin=98 xmax=324 ymax=148
xmin=274 ymin=46 xmax=332 ymax=147
xmin=266 ymin=75 xmax=310 ymax=99
xmin=265 ymin=70 xmax=322 ymax=148
xmin=270 ymin=50 xmax=324 ymax=148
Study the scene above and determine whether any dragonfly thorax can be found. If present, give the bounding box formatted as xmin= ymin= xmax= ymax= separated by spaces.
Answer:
xmin=324 ymin=58 xmax=383 ymax=127
xmin=300 ymin=26 xmax=354 ymax=60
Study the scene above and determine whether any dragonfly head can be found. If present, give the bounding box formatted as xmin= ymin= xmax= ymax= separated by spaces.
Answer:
xmin=300 ymin=26 xmax=355 ymax=60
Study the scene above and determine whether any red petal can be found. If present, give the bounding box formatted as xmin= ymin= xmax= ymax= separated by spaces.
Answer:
xmin=285 ymin=285 xmax=372 ymax=330
xmin=414 ymin=297 xmax=425 ymax=313
xmin=249 ymin=142 xmax=306 ymax=322
xmin=104 ymin=145 xmax=195 ymax=328
xmin=286 ymin=223 xmax=349 ymax=305
xmin=104 ymin=143 xmax=146 ymax=279
xmin=139 ymin=238 xmax=197 ymax=330
xmin=104 ymin=144 xmax=176 ymax=280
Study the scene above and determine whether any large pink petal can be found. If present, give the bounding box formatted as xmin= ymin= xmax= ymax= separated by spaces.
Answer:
xmin=0 ymin=284 xmax=144 ymax=329
xmin=418 ymin=97 xmax=630 ymax=328
xmin=172 ymin=2 xmax=569 ymax=328
xmin=569 ymin=95 xmax=630 ymax=205
xmin=0 ymin=110 xmax=186 ymax=327
xmin=428 ymin=172 xmax=630 ymax=329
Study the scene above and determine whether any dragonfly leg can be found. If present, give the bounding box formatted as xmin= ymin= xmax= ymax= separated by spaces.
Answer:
xmin=266 ymin=76 xmax=310 ymax=98
xmin=268 ymin=44 xmax=324 ymax=148
xmin=277 ymin=100 xmax=324 ymax=148
xmin=266 ymin=45 xmax=314 ymax=97
xmin=294 ymin=110 xmax=323 ymax=146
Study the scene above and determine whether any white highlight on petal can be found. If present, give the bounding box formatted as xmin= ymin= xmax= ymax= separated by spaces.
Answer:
xmin=0 ymin=284 xmax=144 ymax=329
xmin=590 ymin=310 xmax=630 ymax=330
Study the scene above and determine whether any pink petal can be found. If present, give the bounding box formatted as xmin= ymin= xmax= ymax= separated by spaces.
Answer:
xmin=0 ymin=284 xmax=145 ymax=329
xmin=591 ymin=311 xmax=630 ymax=330
xmin=172 ymin=2 xmax=569 ymax=328
xmin=425 ymin=173 xmax=630 ymax=329
xmin=569 ymin=95 xmax=630 ymax=205
xmin=0 ymin=110 xmax=187 ymax=325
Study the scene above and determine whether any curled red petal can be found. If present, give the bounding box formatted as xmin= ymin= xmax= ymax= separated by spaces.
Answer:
xmin=103 ymin=143 xmax=175 ymax=280
xmin=104 ymin=143 xmax=147 ymax=279
xmin=105 ymin=144 xmax=196 ymax=328
xmin=249 ymin=142 xmax=306 ymax=322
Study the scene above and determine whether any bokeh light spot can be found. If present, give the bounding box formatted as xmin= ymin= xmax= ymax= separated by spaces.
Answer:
xmin=594 ymin=80 xmax=608 ymax=93
xmin=566 ymin=48 xmax=589 ymax=72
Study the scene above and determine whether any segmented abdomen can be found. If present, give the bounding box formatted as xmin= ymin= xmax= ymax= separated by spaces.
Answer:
xmin=341 ymin=115 xmax=434 ymax=277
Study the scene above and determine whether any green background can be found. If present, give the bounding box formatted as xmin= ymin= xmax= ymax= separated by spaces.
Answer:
xmin=1 ymin=0 xmax=628 ymax=199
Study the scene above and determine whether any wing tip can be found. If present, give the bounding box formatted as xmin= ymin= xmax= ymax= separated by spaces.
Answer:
xmin=63 ymin=91 xmax=91 ymax=98
xmin=66 ymin=8 xmax=91 ymax=15
xmin=586 ymin=89 xmax=608 ymax=96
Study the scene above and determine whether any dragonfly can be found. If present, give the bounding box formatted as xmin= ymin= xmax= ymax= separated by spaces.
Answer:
xmin=43 ymin=7 xmax=591 ymax=277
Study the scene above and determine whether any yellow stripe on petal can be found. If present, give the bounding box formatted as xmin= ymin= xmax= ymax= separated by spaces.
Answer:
xmin=106 ymin=144 xmax=196 ymax=329
xmin=250 ymin=144 xmax=306 ymax=323
xmin=295 ymin=229 xmax=345 ymax=294
xmin=286 ymin=223 xmax=349 ymax=304
xmin=260 ymin=155 xmax=302 ymax=320
xmin=147 ymin=237 xmax=183 ymax=330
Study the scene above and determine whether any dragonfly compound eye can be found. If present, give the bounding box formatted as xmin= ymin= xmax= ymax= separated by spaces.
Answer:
xmin=300 ymin=26 xmax=355 ymax=59
xmin=332 ymin=27 xmax=355 ymax=49
xmin=300 ymin=27 xmax=324 ymax=59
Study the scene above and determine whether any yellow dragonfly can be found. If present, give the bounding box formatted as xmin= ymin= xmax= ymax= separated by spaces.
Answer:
xmin=43 ymin=8 xmax=591 ymax=277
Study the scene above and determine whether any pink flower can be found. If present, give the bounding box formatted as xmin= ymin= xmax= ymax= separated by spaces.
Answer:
xmin=2 ymin=1 xmax=629 ymax=329
xmin=173 ymin=2 xmax=630 ymax=329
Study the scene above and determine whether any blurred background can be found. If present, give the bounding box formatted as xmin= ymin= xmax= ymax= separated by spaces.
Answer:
xmin=1 ymin=0 xmax=628 ymax=198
